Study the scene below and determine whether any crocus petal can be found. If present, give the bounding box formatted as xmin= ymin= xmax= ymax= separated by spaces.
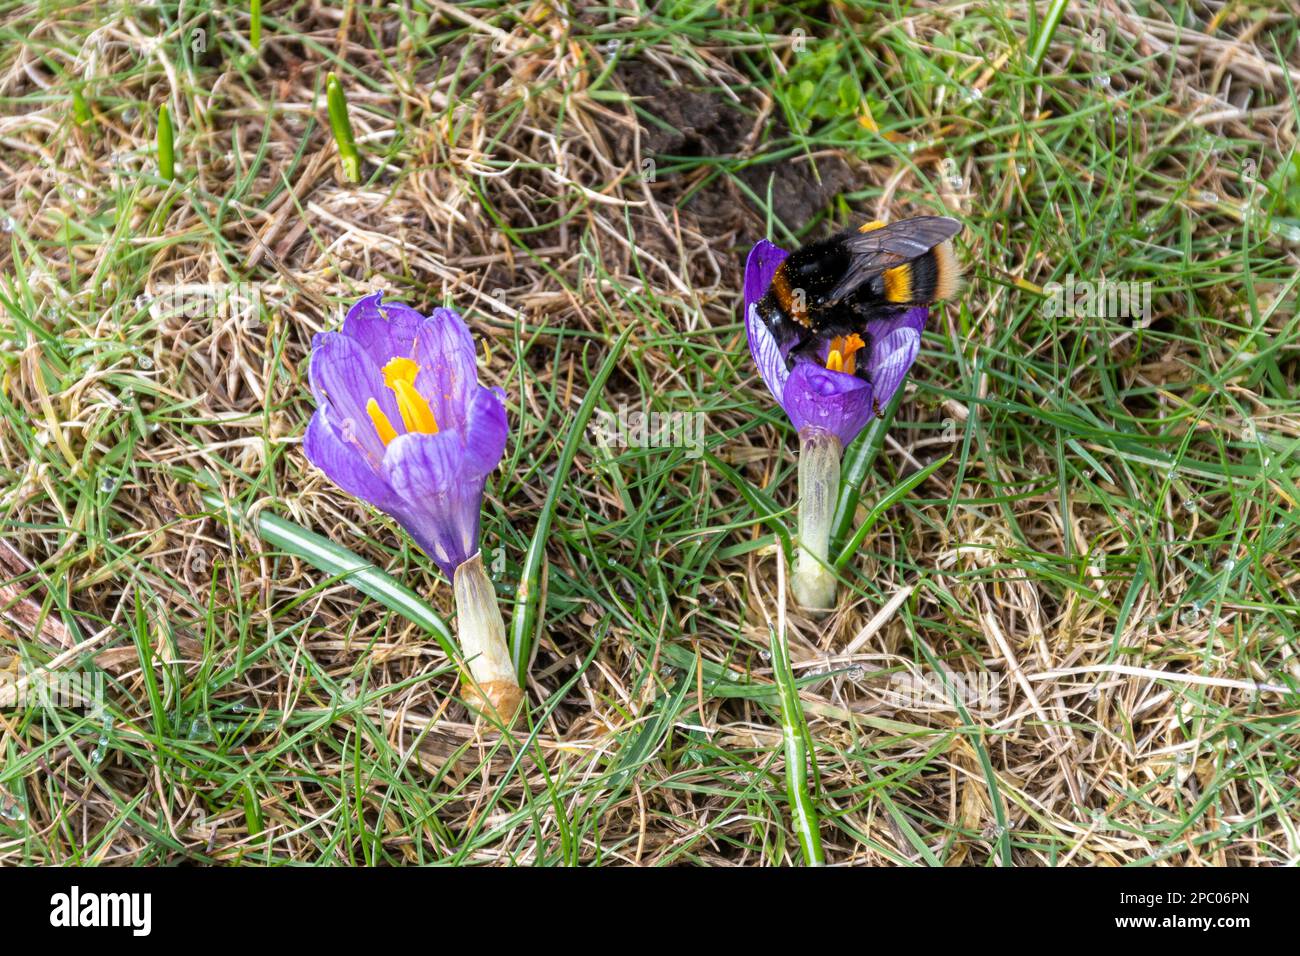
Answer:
xmin=745 ymin=303 xmax=790 ymax=406
xmin=461 ymin=385 xmax=509 ymax=477
xmin=342 ymin=291 xmax=427 ymax=366
xmin=381 ymin=430 xmax=485 ymax=576
xmin=308 ymin=331 xmax=401 ymax=463
xmin=864 ymin=305 xmax=927 ymax=344
xmin=304 ymin=408 xmax=397 ymax=508
xmin=744 ymin=240 xmax=789 ymax=314
xmin=411 ymin=308 xmax=478 ymax=431
xmin=868 ymin=325 xmax=922 ymax=408
xmin=783 ymin=361 xmax=876 ymax=447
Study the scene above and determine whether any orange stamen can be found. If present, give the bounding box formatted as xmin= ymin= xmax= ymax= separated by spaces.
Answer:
xmin=825 ymin=334 xmax=866 ymax=376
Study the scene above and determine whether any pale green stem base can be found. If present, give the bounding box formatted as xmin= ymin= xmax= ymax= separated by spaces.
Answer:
xmin=793 ymin=428 xmax=842 ymax=613
xmin=452 ymin=552 xmax=522 ymax=724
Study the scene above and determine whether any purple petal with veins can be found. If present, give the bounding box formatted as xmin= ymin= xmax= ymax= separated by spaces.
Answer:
xmin=303 ymin=292 xmax=508 ymax=578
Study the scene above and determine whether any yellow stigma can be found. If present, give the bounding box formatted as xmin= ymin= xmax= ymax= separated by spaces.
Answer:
xmin=825 ymin=334 xmax=865 ymax=376
xmin=368 ymin=356 xmax=440 ymax=446
xmin=382 ymin=356 xmax=420 ymax=389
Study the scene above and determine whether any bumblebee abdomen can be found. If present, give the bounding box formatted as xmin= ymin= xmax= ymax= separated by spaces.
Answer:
xmin=871 ymin=239 xmax=960 ymax=306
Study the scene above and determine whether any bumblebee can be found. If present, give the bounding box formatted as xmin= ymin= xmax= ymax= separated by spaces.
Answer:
xmin=756 ymin=216 xmax=962 ymax=365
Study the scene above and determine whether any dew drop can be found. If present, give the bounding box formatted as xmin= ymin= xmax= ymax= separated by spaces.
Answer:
xmin=0 ymin=215 xmax=14 ymax=232
xmin=1092 ymin=74 xmax=1111 ymax=89
xmin=2 ymin=802 xmax=26 ymax=822
xmin=1199 ymin=190 xmax=1217 ymax=204
xmin=123 ymin=106 xmax=138 ymax=123
xmin=961 ymin=86 xmax=982 ymax=104
xmin=1016 ymin=163 xmax=1027 ymax=175
xmin=100 ymin=476 xmax=117 ymax=494
xmin=759 ymin=649 xmax=771 ymax=662
xmin=187 ymin=718 xmax=212 ymax=742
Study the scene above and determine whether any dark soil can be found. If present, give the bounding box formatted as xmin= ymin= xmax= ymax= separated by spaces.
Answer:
xmin=616 ymin=59 xmax=856 ymax=236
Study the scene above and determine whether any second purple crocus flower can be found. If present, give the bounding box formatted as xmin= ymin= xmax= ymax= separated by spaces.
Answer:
xmin=743 ymin=240 xmax=929 ymax=611
xmin=304 ymin=292 xmax=520 ymax=720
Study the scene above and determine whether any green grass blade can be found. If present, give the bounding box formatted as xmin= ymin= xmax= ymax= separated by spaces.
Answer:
xmin=829 ymin=388 xmax=904 ymax=552
xmin=835 ymin=455 xmax=949 ymax=569
xmin=1027 ymin=0 xmax=1070 ymax=72
xmin=326 ymin=72 xmax=360 ymax=183
xmin=509 ymin=325 xmax=634 ymax=679
xmin=201 ymin=493 xmax=457 ymax=662
xmin=157 ymin=103 xmax=174 ymax=180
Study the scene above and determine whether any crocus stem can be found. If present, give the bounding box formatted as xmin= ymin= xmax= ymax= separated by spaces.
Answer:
xmin=793 ymin=427 xmax=841 ymax=613
xmin=453 ymin=552 xmax=522 ymax=724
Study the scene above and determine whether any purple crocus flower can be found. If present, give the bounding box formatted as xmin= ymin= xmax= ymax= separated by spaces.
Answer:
xmin=304 ymin=292 xmax=507 ymax=578
xmin=743 ymin=239 xmax=927 ymax=446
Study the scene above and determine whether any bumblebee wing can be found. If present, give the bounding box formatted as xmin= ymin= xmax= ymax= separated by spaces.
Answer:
xmin=825 ymin=216 xmax=962 ymax=303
